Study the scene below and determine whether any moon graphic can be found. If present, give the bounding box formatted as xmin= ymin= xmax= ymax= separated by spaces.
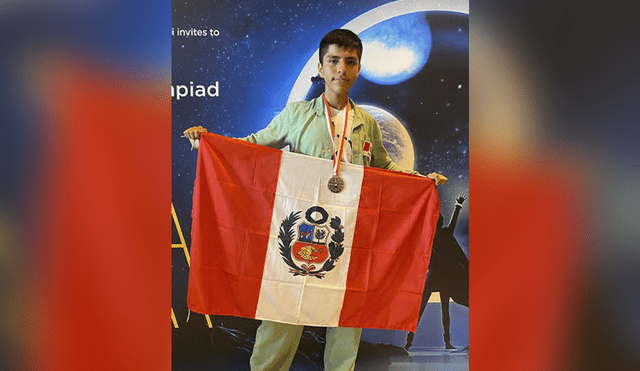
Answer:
xmin=358 ymin=13 xmax=432 ymax=85
xmin=288 ymin=0 xmax=468 ymax=103
xmin=360 ymin=105 xmax=415 ymax=170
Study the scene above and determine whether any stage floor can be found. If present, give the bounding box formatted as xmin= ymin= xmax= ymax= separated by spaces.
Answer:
xmin=387 ymin=348 xmax=469 ymax=371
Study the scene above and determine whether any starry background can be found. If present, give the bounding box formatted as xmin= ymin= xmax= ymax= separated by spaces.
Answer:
xmin=172 ymin=0 xmax=468 ymax=351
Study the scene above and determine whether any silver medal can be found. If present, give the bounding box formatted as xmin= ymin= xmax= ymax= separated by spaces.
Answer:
xmin=327 ymin=174 xmax=345 ymax=193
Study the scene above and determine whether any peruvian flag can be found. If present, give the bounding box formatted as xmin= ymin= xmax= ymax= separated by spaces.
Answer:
xmin=187 ymin=133 xmax=440 ymax=332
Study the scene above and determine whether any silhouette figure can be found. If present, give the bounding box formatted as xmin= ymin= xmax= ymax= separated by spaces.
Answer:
xmin=404 ymin=193 xmax=469 ymax=350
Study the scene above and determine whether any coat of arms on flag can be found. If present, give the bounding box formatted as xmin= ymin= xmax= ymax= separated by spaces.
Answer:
xmin=279 ymin=207 xmax=345 ymax=279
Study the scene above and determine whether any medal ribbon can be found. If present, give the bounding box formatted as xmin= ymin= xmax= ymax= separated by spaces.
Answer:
xmin=322 ymin=94 xmax=350 ymax=176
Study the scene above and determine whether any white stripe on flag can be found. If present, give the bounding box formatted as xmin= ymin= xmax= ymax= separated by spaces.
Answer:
xmin=255 ymin=152 xmax=364 ymax=326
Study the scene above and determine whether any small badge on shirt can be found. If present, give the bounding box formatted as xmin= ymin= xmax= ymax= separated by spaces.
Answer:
xmin=362 ymin=141 xmax=372 ymax=160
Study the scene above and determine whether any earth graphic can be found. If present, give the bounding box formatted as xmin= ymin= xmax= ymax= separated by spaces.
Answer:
xmin=360 ymin=105 xmax=415 ymax=170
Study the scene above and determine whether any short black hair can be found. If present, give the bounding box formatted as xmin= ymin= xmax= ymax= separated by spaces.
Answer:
xmin=319 ymin=29 xmax=363 ymax=64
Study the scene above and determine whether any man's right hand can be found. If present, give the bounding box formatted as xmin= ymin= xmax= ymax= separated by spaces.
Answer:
xmin=183 ymin=126 xmax=208 ymax=149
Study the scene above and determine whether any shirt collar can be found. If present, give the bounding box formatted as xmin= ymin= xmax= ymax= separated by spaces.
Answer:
xmin=313 ymin=95 xmax=363 ymax=128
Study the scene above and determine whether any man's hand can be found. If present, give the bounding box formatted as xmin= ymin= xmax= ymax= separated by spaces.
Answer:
xmin=182 ymin=126 xmax=208 ymax=149
xmin=427 ymin=172 xmax=448 ymax=186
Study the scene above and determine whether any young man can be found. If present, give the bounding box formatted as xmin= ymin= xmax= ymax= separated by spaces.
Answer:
xmin=184 ymin=29 xmax=447 ymax=371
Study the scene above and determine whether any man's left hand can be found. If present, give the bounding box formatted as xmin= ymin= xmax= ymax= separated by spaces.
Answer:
xmin=427 ymin=172 xmax=448 ymax=186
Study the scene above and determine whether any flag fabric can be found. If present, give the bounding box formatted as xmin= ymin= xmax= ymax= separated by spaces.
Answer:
xmin=187 ymin=133 xmax=440 ymax=332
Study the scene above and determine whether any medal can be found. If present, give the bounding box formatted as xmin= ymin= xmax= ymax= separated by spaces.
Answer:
xmin=327 ymin=174 xmax=345 ymax=193
xmin=323 ymin=95 xmax=350 ymax=193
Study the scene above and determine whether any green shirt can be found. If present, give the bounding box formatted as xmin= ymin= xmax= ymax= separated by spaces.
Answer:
xmin=241 ymin=95 xmax=418 ymax=174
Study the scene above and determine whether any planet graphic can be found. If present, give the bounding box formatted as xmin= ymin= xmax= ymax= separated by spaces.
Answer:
xmin=358 ymin=12 xmax=432 ymax=85
xmin=360 ymin=105 xmax=415 ymax=170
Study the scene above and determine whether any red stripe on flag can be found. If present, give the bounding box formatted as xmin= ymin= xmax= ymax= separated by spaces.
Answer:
xmin=339 ymin=167 xmax=440 ymax=332
xmin=187 ymin=134 xmax=282 ymax=318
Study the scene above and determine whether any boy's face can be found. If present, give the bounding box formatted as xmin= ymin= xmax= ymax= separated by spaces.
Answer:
xmin=318 ymin=44 xmax=361 ymax=98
